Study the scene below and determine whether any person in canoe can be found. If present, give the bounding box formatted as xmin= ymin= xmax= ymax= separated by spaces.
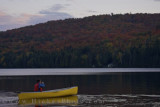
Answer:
xmin=34 ymin=80 xmax=45 ymax=92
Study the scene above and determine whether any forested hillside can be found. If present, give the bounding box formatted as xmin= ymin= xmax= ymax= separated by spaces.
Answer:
xmin=0 ymin=13 xmax=160 ymax=68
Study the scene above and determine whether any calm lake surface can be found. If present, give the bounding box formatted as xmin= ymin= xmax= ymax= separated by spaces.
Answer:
xmin=0 ymin=68 xmax=160 ymax=107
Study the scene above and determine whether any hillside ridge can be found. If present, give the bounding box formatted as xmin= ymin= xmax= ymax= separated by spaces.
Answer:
xmin=0 ymin=13 xmax=160 ymax=68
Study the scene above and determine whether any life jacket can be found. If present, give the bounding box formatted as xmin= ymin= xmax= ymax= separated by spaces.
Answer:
xmin=34 ymin=83 xmax=39 ymax=92
xmin=40 ymin=87 xmax=43 ymax=92
xmin=34 ymin=83 xmax=43 ymax=92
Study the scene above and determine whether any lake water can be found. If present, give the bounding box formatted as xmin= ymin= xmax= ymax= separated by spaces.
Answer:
xmin=0 ymin=68 xmax=160 ymax=107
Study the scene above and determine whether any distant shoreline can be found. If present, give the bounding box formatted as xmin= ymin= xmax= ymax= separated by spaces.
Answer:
xmin=0 ymin=68 xmax=160 ymax=76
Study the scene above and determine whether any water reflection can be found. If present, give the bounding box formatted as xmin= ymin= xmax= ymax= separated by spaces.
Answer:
xmin=1 ymin=72 xmax=160 ymax=106
xmin=1 ymin=92 xmax=160 ymax=107
xmin=0 ymin=72 xmax=160 ymax=95
xmin=18 ymin=95 xmax=78 ymax=106
xmin=78 ymin=94 xmax=160 ymax=107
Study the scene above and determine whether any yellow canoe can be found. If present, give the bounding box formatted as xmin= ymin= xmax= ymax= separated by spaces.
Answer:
xmin=18 ymin=86 xmax=78 ymax=100
xmin=18 ymin=95 xmax=78 ymax=106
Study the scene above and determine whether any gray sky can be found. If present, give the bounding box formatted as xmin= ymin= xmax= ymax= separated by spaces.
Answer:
xmin=0 ymin=0 xmax=160 ymax=31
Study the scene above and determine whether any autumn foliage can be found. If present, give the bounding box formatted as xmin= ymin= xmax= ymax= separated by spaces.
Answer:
xmin=0 ymin=13 xmax=160 ymax=68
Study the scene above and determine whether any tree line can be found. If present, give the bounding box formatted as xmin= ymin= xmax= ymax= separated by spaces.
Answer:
xmin=0 ymin=13 xmax=160 ymax=68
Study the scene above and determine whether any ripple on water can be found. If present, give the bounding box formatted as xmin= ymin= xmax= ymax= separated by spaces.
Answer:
xmin=0 ymin=92 xmax=160 ymax=107
xmin=78 ymin=94 xmax=160 ymax=107
xmin=0 ymin=91 xmax=18 ymax=107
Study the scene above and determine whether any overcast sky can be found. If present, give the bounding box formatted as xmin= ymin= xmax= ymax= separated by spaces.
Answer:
xmin=0 ymin=0 xmax=160 ymax=31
